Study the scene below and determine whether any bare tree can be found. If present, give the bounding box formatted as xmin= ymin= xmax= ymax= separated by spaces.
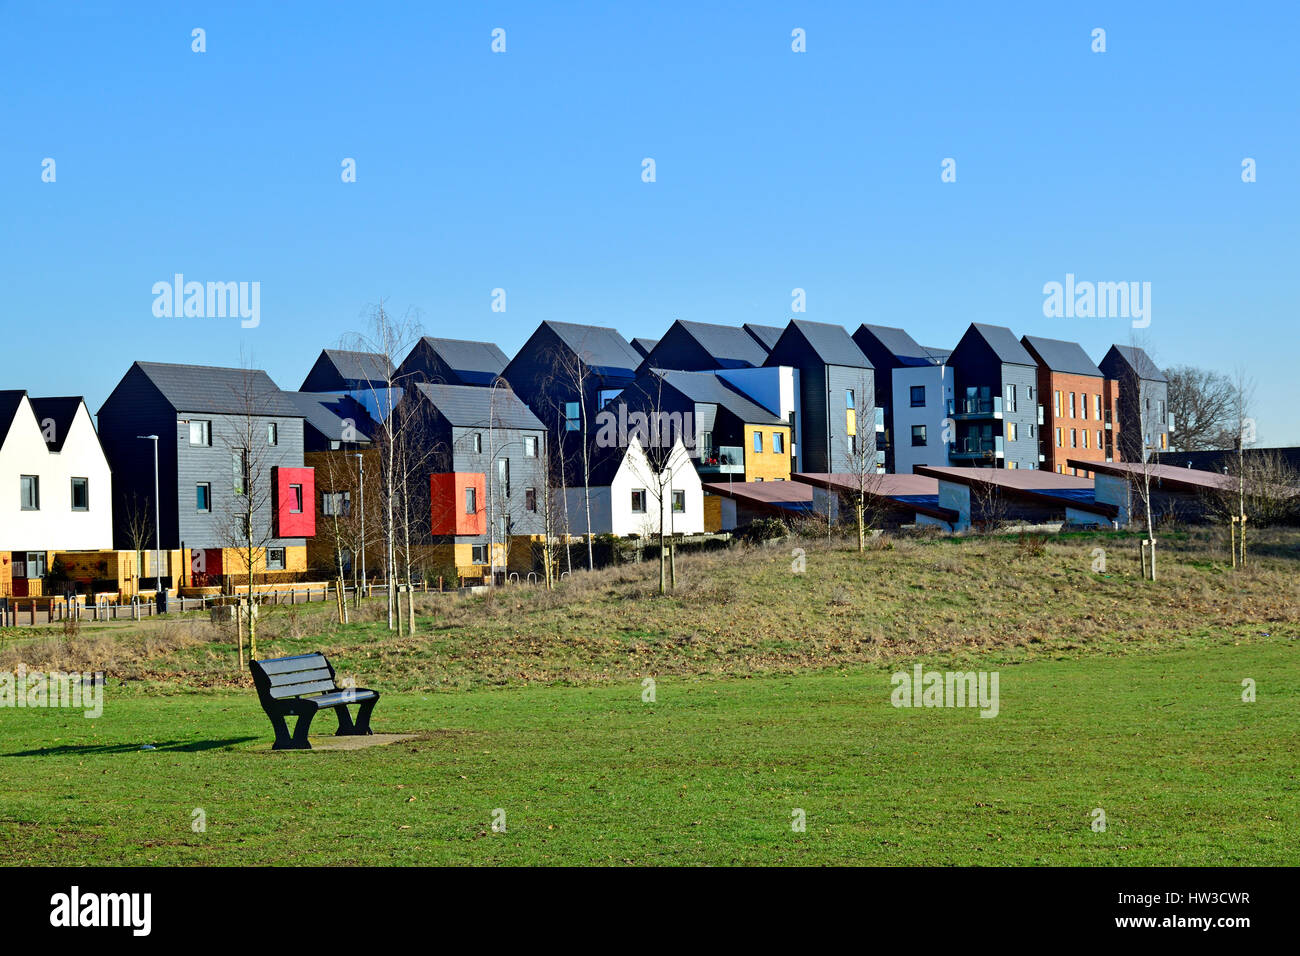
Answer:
xmin=1165 ymin=364 xmax=1239 ymax=451
xmin=122 ymin=491 xmax=153 ymax=596
xmin=842 ymin=370 xmax=891 ymax=549
xmin=542 ymin=345 xmax=596 ymax=571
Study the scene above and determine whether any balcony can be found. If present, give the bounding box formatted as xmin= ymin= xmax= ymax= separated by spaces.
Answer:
xmin=1104 ymin=408 xmax=1113 ymax=430
xmin=697 ymin=445 xmax=744 ymax=475
xmin=949 ymin=435 xmax=1005 ymax=460
xmin=951 ymin=395 xmax=1003 ymax=420
xmin=875 ymin=406 xmax=885 ymax=432
xmin=1037 ymin=404 xmax=1044 ymax=426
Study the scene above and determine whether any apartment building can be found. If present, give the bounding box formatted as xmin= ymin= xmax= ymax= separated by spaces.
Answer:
xmin=1021 ymin=335 xmax=1118 ymax=475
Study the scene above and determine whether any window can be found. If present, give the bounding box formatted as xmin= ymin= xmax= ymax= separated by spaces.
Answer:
xmin=1054 ymin=391 xmax=1063 ymax=416
xmin=845 ymin=390 xmax=856 ymax=438
xmin=564 ymin=401 xmax=581 ymax=431
xmin=597 ymin=389 xmax=622 ymax=410
xmin=471 ymin=544 xmax=488 ymax=564
xmin=189 ymin=420 xmax=211 ymax=446
xmin=465 ymin=485 xmax=477 ymax=515
xmin=911 ymin=425 xmax=927 ymax=446
xmin=266 ymin=548 xmax=285 ymax=571
xmin=1006 ymin=385 xmax=1017 ymax=413
xmin=672 ymin=490 xmax=685 ymax=513
xmin=1007 ymin=422 xmax=1018 ymax=441
xmin=524 ymin=436 xmax=538 ymax=458
xmin=1096 ymin=430 xmax=1103 ymax=450
xmin=845 ymin=390 xmax=855 ymax=409
xmin=1094 ymin=394 xmax=1102 ymax=420
xmin=1055 ymin=427 xmax=1063 ymax=448
xmin=20 ymin=475 xmax=39 ymax=510
xmin=267 ymin=422 xmax=278 ymax=445
xmin=322 ymin=490 xmax=350 ymax=516
xmin=196 ymin=483 xmax=211 ymax=512
xmin=1070 ymin=428 xmax=1078 ymax=448
xmin=753 ymin=432 xmax=763 ymax=453
xmin=1160 ymin=432 xmax=1168 ymax=450
xmin=473 ymin=433 xmax=482 ymax=453
xmin=497 ymin=459 xmax=510 ymax=497
xmin=70 ymin=477 xmax=89 ymax=511
xmin=910 ymin=385 xmax=926 ymax=407
xmin=232 ymin=449 xmax=248 ymax=494
xmin=754 ymin=477 xmax=763 ymax=482
xmin=289 ymin=484 xmax=303 ymax=513
xmin=1081 ymin=395 xmax=1089 ymax=420
xmin=772 ymin=432 xmax=785 ymax=454
xmin=25 ymin=551 xmax=46 ymax=578
xmin=1069 ymin=392 xmax=1076 ymax=418
xmin=1082 ymin=430 xmax=1089 ymax=449
xmin=525 ymin=488 xmax=537 ymax=512
xmin=699 ymin=431 xmax=713 ymax=457
xmin=1007 ymin=460 xmax=1018 ymax=469
xmin=630 ymin=489 xmax=646 ymax=513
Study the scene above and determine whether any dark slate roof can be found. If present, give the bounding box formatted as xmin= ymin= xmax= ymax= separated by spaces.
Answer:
xmin=285 ymin=392 xmax=377 ymax=443
xmin=413 ymin=336 xmax=508 ymax=386
xmin=413 ymin=382 xmax=545 ymax=430
xmin=1021 ymin=336 xmax=1104 ymax=377
xmin=787 ymin=320 xmax=872 ymax=368
xmin=674 ymin=320 xmax=769 ymax=369
xmin=856 ymin=324 xmax=934 ymax=367
xmin=631 ymin=337 xmax=659 ymax=359
xmin=1104 ymin=344 xmax=1167 ymax=382
xmin=28 ymin=397 xmax=84 ymax=452
xmin=654 ymin=369 xmax=786 ymax=425
xmin=922 ymin=347 xmax=952 ymax=364
xmin=542 ymin=321 xmax=642 ymax=377
xmin=134 ymin=362 xmax=301 ymax=417
xmin=968 ymin=324 xmax=1036 ymax=366
xmin=323 ymin=349 xmax=395 ymax=385
xmin=743 ymin=323 xmax=785 ymax=352
xmin=0 ymin=390 xmax=27 ymax=450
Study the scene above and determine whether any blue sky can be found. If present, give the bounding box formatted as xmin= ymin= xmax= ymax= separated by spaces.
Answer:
xmin=2 ymin=1 xmax=1297 ymax=443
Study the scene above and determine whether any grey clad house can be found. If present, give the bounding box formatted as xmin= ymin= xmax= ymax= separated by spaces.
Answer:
xmin=501 ymin=320 xmax=643 ymax=485
xmin=630 ymin=337 xmax=659 ymax=361
xmin=742 ymin=323 xmax=786 ymax=354
xmin=397 ymin=336 xmax=510 ymax=388
xmin=945 ymin=324 xmax=1041 ymax=470
xmin=852 ymin=323 xmax=942 ymax=474
xmin=1099 ymin=344 xmax=1170 ymax=462
xmin=97 ymin=361 xmax=312 ymax=577
xmin=764 ymin=319 xmax=876 ymax=473
xmin=299 ymin=348 xmax=398 ymax=424
xmin=284 ymin=392 xmax=377 ymax=452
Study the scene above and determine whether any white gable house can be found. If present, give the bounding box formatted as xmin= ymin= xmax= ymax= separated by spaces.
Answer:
xmin=565 ymin=438 xmax=704 ymax=537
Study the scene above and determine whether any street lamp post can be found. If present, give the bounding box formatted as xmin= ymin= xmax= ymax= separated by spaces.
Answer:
xmin=137 ymin=435 xmax=161 ymax=596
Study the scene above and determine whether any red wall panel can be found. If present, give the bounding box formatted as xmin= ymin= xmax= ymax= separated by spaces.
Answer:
xmin=272 ymin=466 xmax=316 ymax=538
xmin=430 ymin=473 xmax=485 ymax=536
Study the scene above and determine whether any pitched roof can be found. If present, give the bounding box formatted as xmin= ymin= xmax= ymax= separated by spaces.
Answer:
xmin=631 ymin=337 xmax=659 ymax=360
xmin=1104 ymin=344 xmax=1167 ymax=382
xmin=856 ymin=324 xmax=935 ymax=367
xmin=411 ymin=336 xmax=508 ymax=386
xmin=965 ymin=324 xmax=1036 ymax=366
xmin=1021 ymin=336 xmax=1104 ymax=377
xmin=28 ymin=397 xmax=84 ymax=452
xmin=133 ymin=361 xmax=301 ymax=417
xmin=785 ymin=320 xmax=873 ymax=368
xmin=921 ymin=347 xmax=952 ymax=364
xmin=542 ymin=321 xmax=642 ymax=377
xmin=742 ymin=323 xmax=785 ymax=352
xmin=413 ymin=382 xmax=545 ymax=430
xmin=0 ymin=390 xmax=28 ymax=450
xmin=673 ymin=320 xmax=769 ymax=369
xmin=653 ymin=369 xmax=786 ymax=425
xmin=285 ymin=392 xmax=377 ymax=443
xmin=318 ymin=349 xmax=395 ymax=386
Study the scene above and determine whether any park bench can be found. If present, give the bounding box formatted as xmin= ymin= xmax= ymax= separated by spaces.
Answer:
xmin=249 ymin=652 xmax=380 ymax=750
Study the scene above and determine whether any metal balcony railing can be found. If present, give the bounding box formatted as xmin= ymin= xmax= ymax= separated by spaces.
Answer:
xmin=949 ymin=435 xmax=1005 ymax=458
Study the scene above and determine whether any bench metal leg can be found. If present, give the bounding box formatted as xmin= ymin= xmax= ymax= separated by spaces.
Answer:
xmin=267 ymin=712 xmax=296 ymax=750
xmin=334 ymin=696 xmax=378 ymax=736
xmin=272 ymin=710 xmax=315 ymax=750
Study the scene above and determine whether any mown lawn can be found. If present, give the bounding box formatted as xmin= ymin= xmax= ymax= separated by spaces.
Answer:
xmin=2 ymin=641 xmax=1297 ymax=865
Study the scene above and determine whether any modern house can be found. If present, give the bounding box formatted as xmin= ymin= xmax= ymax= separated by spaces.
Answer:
xmin=1021 ymin=335 xmax=1118 ymax=476
xmin=620 ymin=368 xmax=792 ymax=483
xmin=299 ymin=348 xmax=398 ymax=423
xmin=1098 ymin=345 xmax=1171 ymax=462
xmin=0 ymin=391 xmax=114 ymax=597
xmin=944 ymin=324 xmax=1042 ymax=470
xmin=396 ymin=336 xmax=510 ymax=387
xmin=404 ymin=381 xmax=549 ymax=575
xmin=501 ymin=320 xmax=643 ymax=484
xmin=565 ymin=437 xmax=704 ymax=537
xmin=641 ymin=319 xmax=770 ymax=371
xmin=97 ymin=362 xmax=314 ymax=582
xmin=852 ymin=324 xmax=953 ymax=475
xmin=764 ymin=320 xmax=876 ymax=474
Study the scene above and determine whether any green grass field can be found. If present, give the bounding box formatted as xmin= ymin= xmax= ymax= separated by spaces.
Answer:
xmin=2 ymin=530 xmax=1297 ymax=865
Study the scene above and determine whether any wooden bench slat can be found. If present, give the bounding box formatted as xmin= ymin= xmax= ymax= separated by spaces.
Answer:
xmin=265 ymin=667 xmax=333 ymax=686
xmin=257 ymin=654 xmax=329 ymax=675
xmin=267 ymin=679 xmax=337 ymax=699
